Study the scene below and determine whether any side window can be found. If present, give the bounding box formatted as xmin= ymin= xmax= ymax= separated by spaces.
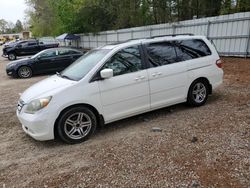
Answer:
xmin=28 ymin=42 xmax=37 ymax=46
xmin=39 ymin=50 xmax=57 ymax=59
xmin=20 ymin=42 xmax=28 ymax=47
xmin=174 ymin=39 xmax=211 ymax=60
xmin=146 ymin=42 xmax=177 ymax=67
xmin=58 ymin=49 xmax=71 ymax=56
xmin=70 ymin=50 xmax=81 ymax=55
xmin=102 ymin=46 xmax=142 ymax=76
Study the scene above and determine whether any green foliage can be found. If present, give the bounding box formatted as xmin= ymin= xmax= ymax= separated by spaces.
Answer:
xmin=0 ymin=19 xmax=24 ymax=34
xmin=25 ymin=0 xmax=249 ymax=37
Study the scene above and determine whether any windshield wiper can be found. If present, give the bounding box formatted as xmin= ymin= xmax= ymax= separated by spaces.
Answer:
xmin=56 ymin=72 xmax=76 ymax=81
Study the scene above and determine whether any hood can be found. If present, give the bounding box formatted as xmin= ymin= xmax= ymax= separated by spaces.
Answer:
xmin=20 ymin=75 xmax=76 ymax=103
xmin=6 ymin=58 xmax=32 ymax=68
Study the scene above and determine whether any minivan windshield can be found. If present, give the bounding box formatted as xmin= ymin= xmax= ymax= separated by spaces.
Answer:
xmin=60 ymin=49 xmax=110 ymax=81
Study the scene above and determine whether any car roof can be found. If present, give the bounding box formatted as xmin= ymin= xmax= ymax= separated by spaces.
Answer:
xmin=100 ymin=34 xmax=207 ymax=50
xmin=42 ymin=47 xmax=83 ymax=53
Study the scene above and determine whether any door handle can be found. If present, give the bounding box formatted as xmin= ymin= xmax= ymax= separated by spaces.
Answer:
xmin=152 ymin=72 xmax=162 ymax=77
xmin=139 ymin=76 xmax=145 ymax=79
xmin=157 ymin=72 xmax=162 ymax=76
xmin=134 ymin=77 xmax=139 ymax=81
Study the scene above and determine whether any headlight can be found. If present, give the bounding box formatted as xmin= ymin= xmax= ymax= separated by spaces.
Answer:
xmin=25 ymin=96 xmax=52 ymax=114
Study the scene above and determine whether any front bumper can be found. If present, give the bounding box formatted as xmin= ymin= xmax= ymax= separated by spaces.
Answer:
xmin=2 ymin=54 xmax=8 ymax=58
xmin=6 ymin=68 xmax=17 ymax=77
xmin=2 ymin=49 xmax=8 ymax=57
xmin=17 ymin=108 xmax=55 ymax=141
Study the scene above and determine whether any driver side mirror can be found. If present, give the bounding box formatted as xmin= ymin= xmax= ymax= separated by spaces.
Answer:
xmin=100 ymin=69 xmax=113 ymax=79
xmin=16 ymin=44 xmax=22 ymax=48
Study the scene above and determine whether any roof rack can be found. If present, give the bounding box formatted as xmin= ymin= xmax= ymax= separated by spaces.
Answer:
xmin=148 ymin=33 xmax=194 ymax=39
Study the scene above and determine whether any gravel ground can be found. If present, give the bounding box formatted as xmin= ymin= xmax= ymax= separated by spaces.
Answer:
xmin=0 ymin=47 xmax=249 ymax=187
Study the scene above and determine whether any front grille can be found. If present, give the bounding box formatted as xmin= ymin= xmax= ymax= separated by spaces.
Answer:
xmin=17 ymin=100 xmax=25 ymax=113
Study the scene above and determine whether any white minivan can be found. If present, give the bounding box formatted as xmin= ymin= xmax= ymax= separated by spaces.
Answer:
xmin=17 ymin=35 xmax=223 ymax=144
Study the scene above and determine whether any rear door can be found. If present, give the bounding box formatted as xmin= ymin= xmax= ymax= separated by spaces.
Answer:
xmin=144 ymin=41 xmax=188 ymax=109
xmin=56 ymin=49 xmax=74 ymax=70
xmin=97 ymin=45 xmax=150 ymax=122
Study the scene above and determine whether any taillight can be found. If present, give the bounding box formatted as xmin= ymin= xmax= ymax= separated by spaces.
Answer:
xmin=216 ymin=59 xmax=223 ymax=68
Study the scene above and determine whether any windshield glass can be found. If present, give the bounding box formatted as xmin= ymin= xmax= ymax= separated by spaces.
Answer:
xmin=60 ymin=49 xmax=110 ymax=81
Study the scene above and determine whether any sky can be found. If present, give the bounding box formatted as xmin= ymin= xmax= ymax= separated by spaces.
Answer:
xmin=0 ymin=0 xmax=27 ymax=23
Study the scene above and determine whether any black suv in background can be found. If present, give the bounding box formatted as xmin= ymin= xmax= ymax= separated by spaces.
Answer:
xmin=2 ymin=39 xmax=59 ymax=60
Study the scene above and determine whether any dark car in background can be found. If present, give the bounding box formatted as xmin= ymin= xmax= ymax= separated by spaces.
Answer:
xmin=6 ymin=48 xmax=83 ymax=78
xmin=2 ymin=39 xmax=59 ymax=60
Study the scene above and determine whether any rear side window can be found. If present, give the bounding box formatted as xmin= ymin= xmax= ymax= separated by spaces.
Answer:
xmin=70 ymin=50 xmax=81 ymax=54
xmin=174 ymin=39 xmax=211 ymax=60
xmin=28 ymin=42 xmax=37 ymax=46
xmin=146 ymin=39 xmax=212 ymax=67
xmin=58 ymin=49 xmax=71 ymax=56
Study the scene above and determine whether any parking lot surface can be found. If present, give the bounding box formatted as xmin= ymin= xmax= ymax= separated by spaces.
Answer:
xmin=0 ymin=46 xmax=249 ymax=187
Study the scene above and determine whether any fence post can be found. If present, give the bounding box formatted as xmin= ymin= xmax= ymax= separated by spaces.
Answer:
xmin=172 ymin=24 xmax=176 ymax=35
xmin=88 ymin=34 xmax=90 ymax=49
xmin=81 ymin=35 xmax=84 ymax=49
xmin=117 ymin=31 xmax=119 ymax=42
xmin=149 ymin=27 xmax=152 ymax=37
xmin=207 ymin=21 xmax=211 ymax=39
xmin=131 ymin=30 xmax=134 ymax=39
xmin=96 ymin=34 xmax=98 ymax=47
xmin=106 ymin=31 xmax=108 ymax=45
xmin=245 ymin=22 xmax=250 ymax=58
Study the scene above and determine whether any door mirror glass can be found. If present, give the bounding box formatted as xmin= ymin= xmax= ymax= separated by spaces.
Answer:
xmin=100 ymin=69 xmax=113 ymax=79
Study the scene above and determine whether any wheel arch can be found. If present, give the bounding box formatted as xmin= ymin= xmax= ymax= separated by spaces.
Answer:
xmin=188 ymin=77 xmax=212 ymax=95
xmin=17 ymin=65 xmax=33 ymax=78
xmin=54 ymin=103 xmax=104 ymax=139
xmin=8 ymin=51 xmax=17 ymax=60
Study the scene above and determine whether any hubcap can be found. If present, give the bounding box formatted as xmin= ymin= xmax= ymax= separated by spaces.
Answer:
xmin=64 ymin=112 xmax=92 ymax=140
xmin=19 ymin=67 xmax=31 ymax=78
xmin=9 ymin=54 xmax=15 ymax=60
xmin=192 ymin=83 xmax=207 ymax=103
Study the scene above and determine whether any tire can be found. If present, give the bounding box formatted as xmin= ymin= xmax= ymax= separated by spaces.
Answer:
xmin=18 ymin=66 xmax=32 ymax=78
xmin=187 ymin=79 xmax=209 ymax=107
xmin=56 ymin=106 xmax=97 ymax=144
xmin=8 ymin=53 xmax=16 ymax=61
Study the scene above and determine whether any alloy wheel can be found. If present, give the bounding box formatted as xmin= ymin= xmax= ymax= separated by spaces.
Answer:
xmin=64 ymin=112 xmax=92 ymax=140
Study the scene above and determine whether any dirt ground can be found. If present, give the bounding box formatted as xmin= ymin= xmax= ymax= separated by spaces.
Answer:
xmin=0 ymin=47 xmax=249 ymax=187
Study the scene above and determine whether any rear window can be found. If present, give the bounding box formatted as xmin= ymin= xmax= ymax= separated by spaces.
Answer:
xmin=146 ymin=39 xmax=211 ymax=67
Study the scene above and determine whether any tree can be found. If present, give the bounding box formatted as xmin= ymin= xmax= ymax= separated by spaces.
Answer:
xmin=0 ymin=19 xmax=8 ymax=34
xmin=24 ymin=0 xmax=250 ymax=36
xmin=14 ymin=20 xmax=24 ymax=33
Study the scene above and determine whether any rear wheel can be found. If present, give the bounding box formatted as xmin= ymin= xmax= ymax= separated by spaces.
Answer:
xmin=8 ymin=53 xmax=16 ymax=61
xmin=18 ymin=66 xmax=32 ymax=78
xmin=187 ymin=80 xmax=209 ymax=107
xmin=56 ymin=106 xmax=97 ymax=144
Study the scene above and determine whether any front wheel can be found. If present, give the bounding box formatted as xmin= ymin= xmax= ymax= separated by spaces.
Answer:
xmin=18 ymin=66 xmax=32 ymax=78
xmin=8 ymin=53 xmax=16 ymax=61
xmin=56 ymin=106 xmax=97 ymax=144
xmin=187 ymin=80 xmax=209 ymax=107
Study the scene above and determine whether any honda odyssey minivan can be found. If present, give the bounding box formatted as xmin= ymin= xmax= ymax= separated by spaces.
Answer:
xmin=17 ymin=35 xmax=223 ymax=144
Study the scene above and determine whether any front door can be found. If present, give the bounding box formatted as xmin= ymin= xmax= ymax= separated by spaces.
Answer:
xmin=34 ymin=49 xmax=58 ymax=74
xmin=97 ymin=45 xmax=150 ymax=122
